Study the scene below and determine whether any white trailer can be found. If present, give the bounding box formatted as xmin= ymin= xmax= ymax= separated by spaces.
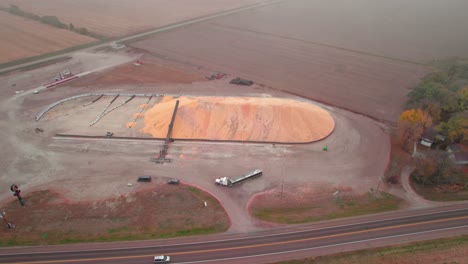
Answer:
xmin=215 ymin=169 xmax=262 ymax=187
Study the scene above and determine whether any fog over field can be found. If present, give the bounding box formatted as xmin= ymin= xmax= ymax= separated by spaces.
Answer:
xmin=1 ymin=0 xmax=467 ymax=62
xmin=217 ymin=0 xmax=468 ymax=63
xmin=0 ymin=0 xmax=265 ymax=37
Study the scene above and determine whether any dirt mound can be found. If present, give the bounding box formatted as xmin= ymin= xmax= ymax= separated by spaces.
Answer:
xmin=142 ymin=96 xmax=334 ymax=143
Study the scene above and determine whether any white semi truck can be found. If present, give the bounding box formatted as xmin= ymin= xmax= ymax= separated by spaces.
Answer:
xmin=215 ymin=169 xmax=262 ymax=187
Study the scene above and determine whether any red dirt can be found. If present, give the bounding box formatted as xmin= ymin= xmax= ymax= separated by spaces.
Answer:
xmin=68 ymin=59 xmax=206 ymax=86
xmin=142 ymin=96 xmax=335 ymax=143
xmin=0 ymin=12 xmax=95 ymax=64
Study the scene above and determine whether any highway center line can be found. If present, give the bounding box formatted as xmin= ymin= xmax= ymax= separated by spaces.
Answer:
xmin=8 ymin=215 xmax=468 ymax=264
xmin=176 ymin=225 xmax=468 ymax=264
xmin=3 ymin=205 xmax=468 ymax=256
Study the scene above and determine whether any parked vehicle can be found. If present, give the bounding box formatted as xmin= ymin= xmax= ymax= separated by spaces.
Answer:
xmin=153 ymin=255 xmax=171 ymax=263
xmin=230 ymin=77 xmax=254 ymax=86
xmin=137 ymin=176 xmax=152 ymax=182
xmin=215 ymin=169 xmax=262 ymax=187
xmin=167 ymin=179 xmax=180 ymax=185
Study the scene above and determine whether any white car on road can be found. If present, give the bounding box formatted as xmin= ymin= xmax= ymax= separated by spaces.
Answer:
xmin=154 ymin=255 xmax=171 ymax=263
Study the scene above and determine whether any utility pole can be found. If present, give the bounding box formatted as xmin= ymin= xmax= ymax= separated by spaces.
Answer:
xmin=0 ymin=211 xmax=14 ymax=229
xmin=376 ymin=175 xmax=383 ymax=193
xmin=280 ymin=166 xmax=284 ymax=199
xmin=10 ymin=184 xmax=25 ymax=206
xmin=280 ymin=178 xmax=284 ymax=199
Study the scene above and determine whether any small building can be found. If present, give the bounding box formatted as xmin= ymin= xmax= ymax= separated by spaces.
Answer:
xmin=420 ymin=127 xmax=445 ymax=148
xmin=420 ymin=138 xmax=433 ymax=147
xmin=420 ymin=128 xmax=437 ymax=147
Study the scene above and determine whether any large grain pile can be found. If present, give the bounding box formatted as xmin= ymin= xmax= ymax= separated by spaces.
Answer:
xmin=142 ymin=96 xmax=334 ymax=143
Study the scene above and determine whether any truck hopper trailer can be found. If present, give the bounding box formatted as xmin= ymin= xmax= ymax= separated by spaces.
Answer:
xmin=215 ymin=169 xmax=262 ymax=187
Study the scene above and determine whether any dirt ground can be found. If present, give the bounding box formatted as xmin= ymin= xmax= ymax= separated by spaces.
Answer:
xmin=0 ymin=0 xmax=448 ymax=241
xmin=0 ymin=12 xmax=95 ymax=64
xmin=0 ymin=50 xmax=137 ymax=94
xmin=0 ymin=185 xmax=229 ymax=245
xmin=0 ymin=43 xmax=393 ymax=235
xmin=249 ymin=184 xmax=403 ymax=224
xmin=26 ymin=84 xmax=390 ymax=234
xmin=68 ymin=57 xmax=206 ymax=87
xmin=142 ymin=96 xmax=335 ymax=143
xmin=0 ymin=0 xmax=266 ymax=37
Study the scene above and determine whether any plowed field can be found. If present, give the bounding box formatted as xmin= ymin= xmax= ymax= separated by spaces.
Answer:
xmin=142 ymin=96 xmax=335 ymax=143
xmin=0 ymin=12 xmax=95 ymax=64
xmin=133 ymin=23 xmax=428 ymax=122
xmin=0 ymin=0 xmax=264 ymax=37
xmin=130 ymin=0 xmax=468 ymax=122
xmin=213 ymin=0 xmax=468 ymax=63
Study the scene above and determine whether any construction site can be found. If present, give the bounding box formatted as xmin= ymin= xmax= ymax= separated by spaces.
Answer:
xmin=0 ymin=55 xmax=390 ymax=236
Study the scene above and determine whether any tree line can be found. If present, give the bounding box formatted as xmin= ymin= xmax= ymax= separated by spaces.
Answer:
xmin=399 ymin=60 xmax=468 ymax=151
xmin=398 ymin=60 xmax=468 ymax=186
xmin=0 ymin=5 xmax=104 ymax=40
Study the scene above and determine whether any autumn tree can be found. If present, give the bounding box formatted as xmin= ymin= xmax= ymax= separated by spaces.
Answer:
xmin=436 ymin=114 xmax=468 ymax=144
xmin=458 ymin=86 xmax=468 ymax=110
xmin=425 ymin=102 xmax=441 ymax=122
xmin=411 ymin=150 xmax=458 ymax=186
xmin=397 ymin=109 xmax=432 ymax=152
xmin=406 ymin=62 xmax=468 ymax=115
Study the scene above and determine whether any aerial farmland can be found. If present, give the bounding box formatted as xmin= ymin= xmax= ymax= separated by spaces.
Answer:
xmin=0 ymin=0 xmax=468 ymax=263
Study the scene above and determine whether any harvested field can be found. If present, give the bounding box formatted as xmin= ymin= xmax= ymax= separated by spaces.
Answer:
xmin=0 ymin=12 xmax=95 ymax=64
xmin=215 ymin=0 xmax=468 ymax=63
xmin=127 ymin=0 xmax=468 ymax=123
xmin=132 ymin=20 xmax=429 ymax=123
xmin=142 ymin=96 xmax=335 ymax=143
xmin=0 ymin=0 xmax=265 ymax=37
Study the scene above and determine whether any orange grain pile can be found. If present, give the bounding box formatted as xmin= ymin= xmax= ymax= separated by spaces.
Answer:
xmin=141 ymin=96 xmax=334 ymax=143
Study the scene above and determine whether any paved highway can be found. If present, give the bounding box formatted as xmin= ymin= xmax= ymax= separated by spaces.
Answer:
xmin=1 ymin=204 xmax=468 ymax=264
